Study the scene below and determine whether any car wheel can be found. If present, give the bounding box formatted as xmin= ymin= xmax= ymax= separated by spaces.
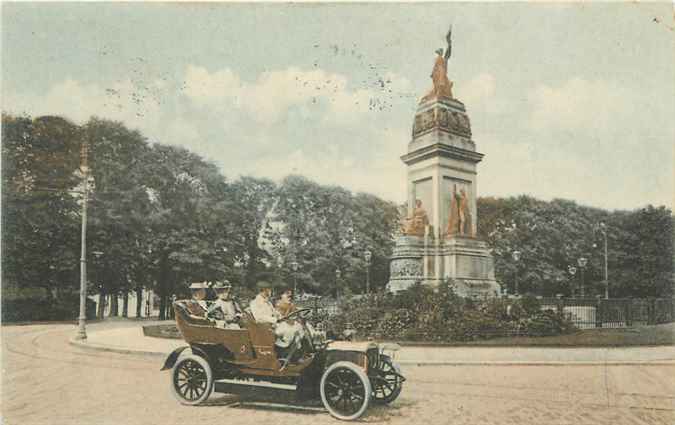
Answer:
xmin=320 ymin=361 xmax=371 ymax=420
xmin=170 ymin=353 xmax=213 ymax=405
xmin=371 ymin=355 xmax=403 ymax=404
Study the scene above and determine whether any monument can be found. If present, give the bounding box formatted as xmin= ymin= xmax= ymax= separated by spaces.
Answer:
xmin=388 ymin=27 xmax=501 ymax=297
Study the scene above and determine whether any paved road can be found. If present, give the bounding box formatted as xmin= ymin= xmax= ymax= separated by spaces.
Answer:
xmin=2 ymin=324 xmax=674 ymax=425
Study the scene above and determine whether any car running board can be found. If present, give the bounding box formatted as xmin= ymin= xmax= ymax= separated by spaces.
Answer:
xmin=214 ymin=378 xmax=298 ymax=400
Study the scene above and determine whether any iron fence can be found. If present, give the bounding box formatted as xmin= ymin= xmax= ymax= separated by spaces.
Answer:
xmin=539 ymin=297 xmax=675 ymax=329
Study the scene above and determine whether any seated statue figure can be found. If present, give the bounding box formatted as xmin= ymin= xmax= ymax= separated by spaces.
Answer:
xmin=401 ymin=199 xmax=430 ymax=236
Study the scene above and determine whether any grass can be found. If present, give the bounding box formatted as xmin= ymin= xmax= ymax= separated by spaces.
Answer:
xmin=397 ymin=322 xmax=675 ymax=347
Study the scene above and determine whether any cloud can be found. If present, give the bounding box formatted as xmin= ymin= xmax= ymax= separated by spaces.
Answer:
xmin=3 ymin=78 xmax=165 ymax=137
xmin=6 ymin=68 xmax=670 ymax=212
xmin=183 ymin=65 xmax=413 ymax=126
xmin=183 ymin=65 xmax=241 ymax=106
xmin=458 ymin=73 xmax=497 ymax=107
xmin=527 ymin=77 xmax=626 ymax=133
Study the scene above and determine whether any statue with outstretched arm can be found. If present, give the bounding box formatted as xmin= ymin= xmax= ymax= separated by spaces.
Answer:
xmin=422 ymin=25 xmax=454 ymax=102
xmin=444 ymin=25 xmax=452 ymax=63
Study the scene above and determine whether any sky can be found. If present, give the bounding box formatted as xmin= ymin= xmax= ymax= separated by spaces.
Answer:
xmin=2 ymin=2 xmax=674 ymax=211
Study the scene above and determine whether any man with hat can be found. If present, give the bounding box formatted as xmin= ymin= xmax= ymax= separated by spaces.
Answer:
xmin=250 ymin=281 xmax=306 ymax=368
xmin=207 ymin=280 xmax=242 ymax=328
xmin=249 ymin=280 xmax=281 ymax=324
xmin=186 ymin=281 xmax=210 ymax=316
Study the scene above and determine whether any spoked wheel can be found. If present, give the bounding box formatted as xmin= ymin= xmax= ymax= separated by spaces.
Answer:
xmin=371 ymin=355 xmax=403 ymax=404
xmin=320 ymin=361 xmax=372 ymax=420
xmin=170 ymin=354 xmax=213 ymax=405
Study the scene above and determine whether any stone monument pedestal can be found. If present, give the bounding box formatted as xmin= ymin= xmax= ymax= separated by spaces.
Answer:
xmin=388 ymin=234 xmax=500 ymax=297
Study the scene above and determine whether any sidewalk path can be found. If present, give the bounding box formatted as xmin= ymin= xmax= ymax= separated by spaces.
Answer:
xmin=71 ymin=320 xmax=675 ymax=365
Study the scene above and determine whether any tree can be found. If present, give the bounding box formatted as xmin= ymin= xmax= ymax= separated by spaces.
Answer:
xmin=2 ymin=114 xmax=81 ymax=298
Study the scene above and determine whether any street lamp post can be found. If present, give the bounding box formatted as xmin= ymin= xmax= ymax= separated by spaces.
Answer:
xmin=335 ymin=268 xmax=341 ymax=301
xmin=599 ymin=222 xmax=609 ymax=299
xmin=512 ymin=250 xmax=522 ymax=296
xmin=364 ymin=249 xmax=372 ymax=295
xmin=234 ymin=258 xmax=245 ymax=288
xmin=568 ymin=265 xmax=577 ymax=297
xmin=290 ymin=261 xmax=299 ymax=295
xmin=75 ymin=141 xmax=91 ymax=341
xmin=577 ymin=257 xmax=588 ymax=298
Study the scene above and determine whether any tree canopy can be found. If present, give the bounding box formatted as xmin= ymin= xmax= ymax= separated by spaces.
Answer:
xmin=2 ymin=112 xmax=672 ymax=308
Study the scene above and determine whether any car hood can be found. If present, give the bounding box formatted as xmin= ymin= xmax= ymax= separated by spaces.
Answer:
xmin=326 ymin=341 xmax=379 ymax=352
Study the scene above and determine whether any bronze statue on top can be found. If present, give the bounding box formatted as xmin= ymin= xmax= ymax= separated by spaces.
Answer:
xmin=421 ymin=26 xmax=453 ymax=103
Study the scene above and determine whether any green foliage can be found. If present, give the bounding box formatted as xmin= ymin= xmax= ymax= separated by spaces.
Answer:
xmin=266 ymin=175 xmax=398 ymax=295
xmin=1 ymin=291 xmax=97 ymax=322
xmin=1 ymin=114 xmax=400 ymax=318
xmin=328 ymin=284 xmax=576 ymax=342
xmin=478 ymin=196 xmax=673 ymax=298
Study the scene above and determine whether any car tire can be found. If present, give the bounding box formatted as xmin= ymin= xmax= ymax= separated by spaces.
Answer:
xmin=320 ymin=361 xmax=371 ymax=420
xmin=170 ymin=353 xmax=213 ymax=405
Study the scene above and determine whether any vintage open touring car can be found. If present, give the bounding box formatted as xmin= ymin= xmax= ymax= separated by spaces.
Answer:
xmin=161 ymin=299 xmax=405 ymax=420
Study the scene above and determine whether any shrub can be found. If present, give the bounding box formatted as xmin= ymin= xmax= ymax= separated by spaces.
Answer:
xmin=522 ymin=309 xmax=575 ymax=336
xmin=2 ymin=292 xmax=97 ymax=322
xmin=328 ymin=284 xmax=576 ymax=342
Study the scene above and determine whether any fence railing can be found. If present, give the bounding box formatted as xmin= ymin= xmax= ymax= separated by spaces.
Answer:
xmin=539 ymin=297 xmax=675 ymax=329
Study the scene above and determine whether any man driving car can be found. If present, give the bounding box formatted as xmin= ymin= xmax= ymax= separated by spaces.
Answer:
xmin=249 ymin=280 xmax=281 ymax=323
xmin=249 ymin=280 xmax=304 ymax=368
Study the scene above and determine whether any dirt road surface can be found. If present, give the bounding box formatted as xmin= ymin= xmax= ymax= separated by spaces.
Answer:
xmin=2 ymin=324 xmax=674 ymax=425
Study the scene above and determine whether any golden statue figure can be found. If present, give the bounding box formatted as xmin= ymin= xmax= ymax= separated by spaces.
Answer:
xmin=458 ymin=188 xmax=472 ymax=236
xmin=402 ymin=199 xmax=430 ymax=236
xmin=446 ymin=184 xmax=473 ymax=237
xmin=421 ymin=26 xmax=453 ymax=103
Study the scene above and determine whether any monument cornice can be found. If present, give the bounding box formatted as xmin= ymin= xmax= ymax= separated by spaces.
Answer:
xmin=417 ymin=96 xmax=466 ymax=113
xmin=401 ymin=143 xmax=484 ymax=166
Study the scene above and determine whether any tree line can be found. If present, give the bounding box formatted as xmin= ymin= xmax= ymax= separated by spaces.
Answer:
xmin=478 ymin=197 xmax=673 ymax=298
xmin=1 ymin=114 xmax=399 ymax=319
xmin=2 ymin=113 xmax=672 ymax=321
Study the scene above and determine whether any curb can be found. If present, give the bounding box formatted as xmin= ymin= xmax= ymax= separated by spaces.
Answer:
xmin=69 ymin=337 xmax=675 ymax=366
xmin=69 ymin=337 xmax=168 ymax=358
xmin=396 ymin=359 xmax=675 ymax=366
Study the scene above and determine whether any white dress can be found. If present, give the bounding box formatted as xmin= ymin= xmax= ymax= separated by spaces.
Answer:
xmin=249 ymin=294 xmax=280 ymax=323
xmin=249 ymin=294 xmax=304 ymax=348
xmin=208 ymin=299 xmax=238 ymax=321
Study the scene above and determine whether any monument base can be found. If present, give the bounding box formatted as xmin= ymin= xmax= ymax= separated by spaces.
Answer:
xmin=387 ymin=235 xmax=501 ymax=298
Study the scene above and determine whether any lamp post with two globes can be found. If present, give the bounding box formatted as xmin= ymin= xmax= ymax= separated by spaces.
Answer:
xmin=568 ymin=265 xmax=577 ymax=297
xmin=290 ymin=261 xmax=299 ymax=295
xmin=364 ymin=250 xmax=372 ymax=295
xmin=512 ymin=250 xmax=522 ymax=296
xmin=577 ymin=257 xmax=588 ymax=298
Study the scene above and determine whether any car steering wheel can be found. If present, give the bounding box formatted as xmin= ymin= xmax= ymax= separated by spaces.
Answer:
xmin=277 ymin=308 xmax=313 ymax=323
xmin=278 ymin=308 xmax=317 ymax=352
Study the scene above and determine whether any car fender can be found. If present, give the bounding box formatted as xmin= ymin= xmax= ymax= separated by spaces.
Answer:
xmin=160 ymin=346 xmax=189 ymax=371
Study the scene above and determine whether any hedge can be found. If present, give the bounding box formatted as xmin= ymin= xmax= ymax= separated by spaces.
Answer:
xmin=326 ymin=282 xmax=576 ymax=342
xmin=2 ymin=293 xmax=97 ymax=323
